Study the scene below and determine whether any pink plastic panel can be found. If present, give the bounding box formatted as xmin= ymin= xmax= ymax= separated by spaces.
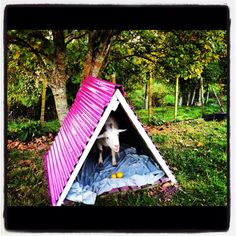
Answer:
xmin=44 ymin=76 xmax=123 ymax=206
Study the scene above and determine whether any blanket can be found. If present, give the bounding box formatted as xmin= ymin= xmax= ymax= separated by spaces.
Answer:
xmin=66 ymin=145 xmax=165 ymax=204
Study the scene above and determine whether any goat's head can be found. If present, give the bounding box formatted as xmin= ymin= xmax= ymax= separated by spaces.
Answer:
xmin=97 ymin=128 xmax=126 ymax=152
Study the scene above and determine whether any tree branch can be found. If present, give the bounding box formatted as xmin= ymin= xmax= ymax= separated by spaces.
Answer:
xmin=65 ymin=31 xmax=88 ymax=45
xmin=113 ymin=53 xmax=156 ymax=63
xmin=7 ymin=33 xmax=48 ymax=69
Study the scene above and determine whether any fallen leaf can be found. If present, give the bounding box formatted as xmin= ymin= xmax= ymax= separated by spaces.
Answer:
xmin=27 ymin=143 xmax=36 ymax=149
xmin=197 ymin=142 xmax=204 ymax=147
xmin=18 ymin=143 xmax=28 ymax=150
xmin=37 ymin=143 xmax=47 ymax=150
xmin=18 ymin=160 xmax=32 ymax=165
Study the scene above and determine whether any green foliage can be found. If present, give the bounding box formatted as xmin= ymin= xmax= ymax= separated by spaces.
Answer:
xmin=203 ymin=61 xmax=224 ymax=83
xmin=148 ymin=116 xmax=165 ymax=126
xmin=152 ymin=82 xmax=174 ymax=106
xmin=164 ymin=95 xmax=175 ymax=105
xmin=126 ymin=88 xmax=145 ymax=110
xmin=8 ymin=73 xmax=42 ymax=107
xmin=8 ymin=120 xmax=42 ymax=142
xmin=7 ymin=30 xmax=88 ymax=116
xmin=160 ymin=30 xmax=227 ymax=83
xmin=7 ymin=29 xmax=227 ymax=121
xmin=8 ymin=120 xmax=60 ymax=142
xmin=66 ymin=31 xmax=88 ymax=81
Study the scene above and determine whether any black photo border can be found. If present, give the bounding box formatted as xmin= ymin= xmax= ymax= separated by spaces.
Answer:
xmin=4 ymin=4 xmax=230 ymax=233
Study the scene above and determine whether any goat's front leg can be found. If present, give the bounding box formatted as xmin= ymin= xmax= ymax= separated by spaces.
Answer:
xmin=97 ymin=143 xmax=103 ymax=166
xmin=111 ymin=150 xmax=117 ymax=167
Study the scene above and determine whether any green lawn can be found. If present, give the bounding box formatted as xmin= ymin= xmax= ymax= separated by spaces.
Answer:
xmin=6 ymin=118 xmax=228 ymax=206
xmin=7 ymin=149 xmax=50 ymax=206
xmin=136 ymin=104 xmax=227 ymax=125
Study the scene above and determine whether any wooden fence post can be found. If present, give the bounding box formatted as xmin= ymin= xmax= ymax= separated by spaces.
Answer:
xmin=174 ymin=76 xmax=179 ymax=120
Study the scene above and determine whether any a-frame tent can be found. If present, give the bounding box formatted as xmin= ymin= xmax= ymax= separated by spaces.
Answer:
xmin=44 ymin=76 xmax=177 ymax=206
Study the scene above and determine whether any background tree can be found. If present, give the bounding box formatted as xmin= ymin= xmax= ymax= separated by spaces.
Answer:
xmin=7 ymin=29 xmax=227 ymax=124
xmin=7 ymin=30 xmax=86 ymax=124
xmin=158 ymin=30 xmax=227 ymax=118
xmin=81 ymin=30 xmax=121 ymax=80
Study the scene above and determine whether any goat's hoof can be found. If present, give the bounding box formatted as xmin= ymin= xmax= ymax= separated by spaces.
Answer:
xmin=112 ymin=163 xmax=118 ymax=167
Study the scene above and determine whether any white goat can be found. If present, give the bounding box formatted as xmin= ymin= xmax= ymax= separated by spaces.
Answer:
xmin=96 ymin=115 xmax=126 ymax=166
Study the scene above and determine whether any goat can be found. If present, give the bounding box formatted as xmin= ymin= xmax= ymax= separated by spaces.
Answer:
xmin=96 ymin=115 xmax=126 ymax=167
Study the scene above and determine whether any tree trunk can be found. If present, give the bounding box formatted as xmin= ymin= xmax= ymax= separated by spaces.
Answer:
xmin=145 ymin=82 xmax=148 ymax=110
xmin=174 ymin=76 xmax=179 ymax=120
xmin=187 ymin=92 xmax=191 ymax=106
xmin=81 ymin=30 xmax=118 ymax=81
xmin=200 ymin=76 xmax=204 ymax=114
xmin=50 ymin=83 xmax=68 ymax=125
xmin=191 ymin=87 xmax=196 ymax=106
xmin=206 ymin=91 xmax=209 ymax=104
xmin=40 ymin=77 xmax=47 ymax=125
xmin=148 ymin=73 xmax=153 ymax=122
xmin=213 ymin=88 xmax=225 ymax=113
xmin=178 ymin=96 xmax=183 ymax=106
xmin=49 ymin=30 xmax=69 ymax=125
xmin=198 ymin=86 xmax=202 ymax=106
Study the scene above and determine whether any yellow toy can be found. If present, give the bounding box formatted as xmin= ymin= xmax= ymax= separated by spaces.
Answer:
xmin=111 ymin=173 xmax=117 ymax=178
xmin=116 ymin=172 xmax=123 ymax=178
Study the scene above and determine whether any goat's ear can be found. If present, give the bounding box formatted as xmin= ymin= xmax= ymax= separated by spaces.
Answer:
xmin=118 ymin=129 xmax=127 ymax=133
xmin=97 ymin=133 xmax=105 ymax=139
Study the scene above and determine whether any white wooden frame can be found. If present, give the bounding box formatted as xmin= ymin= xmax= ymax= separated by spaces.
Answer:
xmin=57 ymin=89 xmax=176 ymax=206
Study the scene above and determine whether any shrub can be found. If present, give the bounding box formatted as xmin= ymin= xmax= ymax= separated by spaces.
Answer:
xmin=164 ymin=95 xmax=175 ymax=106
xmin=8 ymin=120 xmax=60 ymax=142
xmin=148 ymin=116 xmax=165 ymax=126
xmin=8 ymin=120 xmax=42 ymax=142
xmin=127 ymin=89 xmax=145 ymax=110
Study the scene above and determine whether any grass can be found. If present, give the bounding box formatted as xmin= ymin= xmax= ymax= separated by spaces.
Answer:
xmin=136 ymin=104 xmax=227 ymax=125
xmin=6 ymin=117 xmax=227 ymax=206
xmin=7 ymin=149 xmax=50 ymax=206
xmin=96 ymin=119 xmax=228 ymax=206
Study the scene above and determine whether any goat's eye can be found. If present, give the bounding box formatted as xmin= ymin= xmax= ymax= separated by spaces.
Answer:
xmin=106 ymin=137 xmax=109 ymax=140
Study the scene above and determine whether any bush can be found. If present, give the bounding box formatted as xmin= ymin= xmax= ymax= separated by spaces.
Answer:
xmin=148 ymin=116 xmax=165 ymax=126
xmin=8 ymin=120 xmax=42 ymax=142
xmin=135 ymin=109 xmax=149 ymax=124
xmin=164 ymin=95 xmax=175 ymax=106
xmin=152 ymin=83 xmax=174 ymax=106
xmin=127 ymin=89 xmax=145 ymax=110
xmin=8 ymin=120 xmax=60 ymax=142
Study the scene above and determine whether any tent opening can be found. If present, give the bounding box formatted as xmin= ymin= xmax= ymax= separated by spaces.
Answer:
xmin=65 ymin=103 xmax=169 ymax=205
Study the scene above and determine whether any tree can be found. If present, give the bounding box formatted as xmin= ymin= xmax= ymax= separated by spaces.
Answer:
xmin=7 ymin=30 xmax=86 ymax=124
xmin=7 ymin=42 xmax=43 ymax=110
xmin=81 ymin=30 xmax=121 ymax=80
xmin=158 ymin=30 xmax=227 ymax=118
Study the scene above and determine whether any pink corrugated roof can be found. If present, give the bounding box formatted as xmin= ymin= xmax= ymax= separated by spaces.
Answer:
xmin=44 ymin=76 xmax=123 ymax=205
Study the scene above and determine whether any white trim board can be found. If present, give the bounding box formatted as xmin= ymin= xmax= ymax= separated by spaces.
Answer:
xmin=56 ymin=89 xmax=176 ymax=206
